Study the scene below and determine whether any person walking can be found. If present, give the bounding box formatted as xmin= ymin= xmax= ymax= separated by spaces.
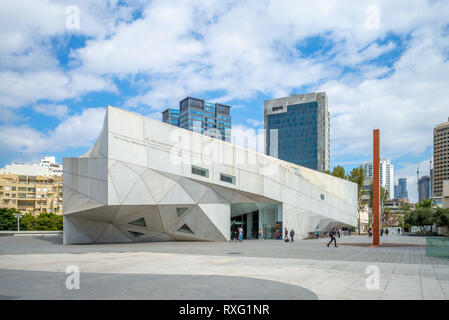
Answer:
xmin=284 ymin=228 xmax=288 ymax=241
xmin=258 ymin=228 xmax=263 ymax=240
xmin=380 ymin=228 xmax=384 ymax=236
xmin=368 ymin=228 xmax=372 ymax=238
xmin=397 ymin=227 xmax=401 ymax=235
xmin=348 ymin=229 xmax=351 ymax=236
xmin=290 ymin=229 xmax=295 ymax=243
xmin=327 ymin=227 xmax=338 ymax=247
xmin=238 ymin=226 xmax=244 ymax=244
xmin=337 ymin=228 xmax=341 ymax=238
xmin=385 ymin=228 xmax=389 ymax=236
xmin=315 ymin=228 xmax=320 ymax=239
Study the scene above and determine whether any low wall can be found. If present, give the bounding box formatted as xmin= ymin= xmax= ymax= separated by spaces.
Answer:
xmin=426 ymin=237 xmax=449 ymax=259
xmin=0 ymin=231 xmax=63 ymax=236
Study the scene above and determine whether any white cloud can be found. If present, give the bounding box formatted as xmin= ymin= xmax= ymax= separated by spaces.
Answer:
xmin=0 ymin=108 xmax=106 ymax=162
xmin=247 ymin=119 xmax=263 ymax=128
xmin=0 ymin=70 xmax=117 ymax=108
xmin=32 ymin=104 xmax=69 ymax=119
xmin=325 ymin=26 xmax=449 ymax=161
xmin=1 ymin=0 xmax=449 ymax=201
xmin=0 ymin=0 xmax=135 ymax=109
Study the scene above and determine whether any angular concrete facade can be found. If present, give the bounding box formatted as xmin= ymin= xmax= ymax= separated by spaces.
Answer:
xmin=63 ymin=106 xmax=357 ymax=244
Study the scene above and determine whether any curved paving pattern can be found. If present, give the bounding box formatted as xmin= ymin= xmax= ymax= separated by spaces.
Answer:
xmin=0 ymin=270 xmax=317 ymax=300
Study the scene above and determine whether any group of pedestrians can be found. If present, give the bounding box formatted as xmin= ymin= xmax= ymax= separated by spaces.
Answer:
xmin=368 ymin=227 xmax=391 ymax=237
xmin=230 ymin=226 xmax=352 ymax=247
xmin=284 ymin=228 xmax=295 ymax=243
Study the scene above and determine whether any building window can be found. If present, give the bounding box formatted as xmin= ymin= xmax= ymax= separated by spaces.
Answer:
xmin=272 ymin=106 xmax=283 ymax=112
xmin=191 ymin=165 xmax=209 ymax=178
xmin=178 ymin=224 xmax=194 ymax=234
xmin=176 ymin=207 xmax=189 ymax=217
xmin=128 ymin=231 xmax=145 ymax=238
xmin=220 ymin=173 xmax=236 ymax=184
xmin=129 ymin=218 xmax=147 ymax=227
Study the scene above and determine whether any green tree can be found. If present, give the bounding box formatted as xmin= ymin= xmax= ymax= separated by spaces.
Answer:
xmin=20 ymin=213 xmax=37 ymax=230
xmin=403 ymin=208 xmax=434 ymax=233
xmin=34 ymin=213 xmax=63 ymax=231
xmin=347 ymin=168 xmax=365 ymax=232
xmin=331 ymin=166 xmax=346 ymax=179
xmin=0 ymin=208 xmax=18 ymax=230
xmin=0 ymin=209 xmax=63 ymax=231
xmin=415 ymin=199 xmax=432 ymax=208
xmin=369 ymin=184 xmax=390 ymax=225
xmin=398 ymin=204 xmax=412 ymax=231
xmin=434 ymin=208 xmax=449 ymax=229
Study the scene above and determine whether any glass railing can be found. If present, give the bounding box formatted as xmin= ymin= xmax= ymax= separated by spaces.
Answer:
xmin=426 ymin=237 xmax=449 ymax=259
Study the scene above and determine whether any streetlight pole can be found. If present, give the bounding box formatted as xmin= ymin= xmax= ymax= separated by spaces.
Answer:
xmin=14 ymin=213 xmax=23 ymax=231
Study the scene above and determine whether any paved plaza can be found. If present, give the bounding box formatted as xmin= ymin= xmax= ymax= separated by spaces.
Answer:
xmin=0 ymin=234 xmax=448 ymax=300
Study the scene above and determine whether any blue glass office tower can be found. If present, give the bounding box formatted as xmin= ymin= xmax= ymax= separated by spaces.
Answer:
xmin=162 ymin=97 xmax=231 ymax=142
xmin=264 ymin=92 xmax=330 ymax=171
xmin=394 ymin=178 xmax=408 ymax=199
xmin=162 ymin=108 xmax=180 ymax=126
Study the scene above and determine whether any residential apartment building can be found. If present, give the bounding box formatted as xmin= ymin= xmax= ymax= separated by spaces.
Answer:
xmin=443 ymin=180 xmax=449 ymax=209
xmin=264 ymin=92 xmax=330 ymax=171
xmin=433 ymin=117 xmax=449 ymax=197
xmin=0 ymin=162 xmax=63 ymax=216
xmin=39 ymin=156 xmax=63 ymax=176
xmin=359 ymin=159 xmax=394 ymax=199
xmin=162 ymin=97 xmax=232 ymax=142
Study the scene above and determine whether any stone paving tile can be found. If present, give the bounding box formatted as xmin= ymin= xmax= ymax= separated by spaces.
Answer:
xmin=421 ymin=277 xmax=446 ymax=300
xmin=1 ymin=235 xmax=448 ymax=300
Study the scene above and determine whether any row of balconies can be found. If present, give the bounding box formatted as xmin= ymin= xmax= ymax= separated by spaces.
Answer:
xmin=0 ymin=185 xmax=60 ymax=192
xmin=0 ymin=193 xmax=56 ymax=199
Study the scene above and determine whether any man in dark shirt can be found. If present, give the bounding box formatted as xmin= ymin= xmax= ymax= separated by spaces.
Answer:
xmin=327 ymin=227 xmax=338 ymax=247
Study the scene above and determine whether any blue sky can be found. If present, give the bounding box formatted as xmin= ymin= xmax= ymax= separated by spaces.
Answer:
xmin=1 ymin=0 xmax=449 ymax=203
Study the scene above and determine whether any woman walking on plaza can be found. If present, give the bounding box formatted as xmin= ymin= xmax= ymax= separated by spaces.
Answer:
xmin=238 ymin=226 xmax=244 ymax=244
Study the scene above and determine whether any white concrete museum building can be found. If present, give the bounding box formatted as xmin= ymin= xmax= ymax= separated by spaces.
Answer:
xmin=63 ymin=106 xmax=357 ymax=244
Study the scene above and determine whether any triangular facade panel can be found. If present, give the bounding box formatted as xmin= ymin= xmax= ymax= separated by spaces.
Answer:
xmin=108 ymin=161 xmax=140 ymax=204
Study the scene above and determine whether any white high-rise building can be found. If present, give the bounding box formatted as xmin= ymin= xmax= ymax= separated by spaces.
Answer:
xmin=39 ymin=156 xmax=63 ymax=176
xmin=359 ymin=159 xmax=394 ymax=199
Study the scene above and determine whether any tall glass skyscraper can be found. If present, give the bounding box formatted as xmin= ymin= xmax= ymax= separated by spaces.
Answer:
xmin=162 ymin=97 xmax=232 ymax=142
xmin=161 ymin=108 xmax=180 ymax=126
xmin=418 ymin=176 xmax=431 ymax=203
xmin=394 ymin=178 xmax=408 ymax=199
xmin=264 ymin=92 xmax=330 ymax=171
